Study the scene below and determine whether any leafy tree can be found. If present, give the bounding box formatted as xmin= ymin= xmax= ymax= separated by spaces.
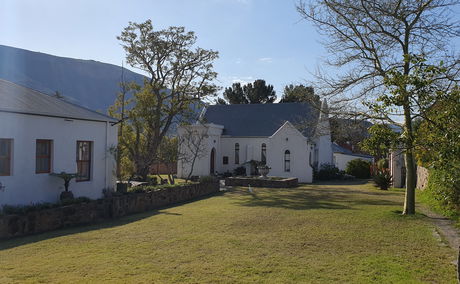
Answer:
xmin=359 ymin=124 xmax=399 ymax=160
xmin=297 ymin=0 xmax=460 ymax=214
xmin=279 ymin=84 xmax=319 ymax=105
xmin=221 ymin=79 xmax=276 ymax=104
xmin=156 ymin=136 xmax=178 ymax=185
xmin=110 ymin=20 xmax=218 ymax=180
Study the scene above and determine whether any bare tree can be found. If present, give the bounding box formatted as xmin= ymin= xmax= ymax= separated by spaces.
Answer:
xmin=297 ymin=0 xmax=460 ymax=214
xmin=178 ymin=124 xmax=209 ymax=181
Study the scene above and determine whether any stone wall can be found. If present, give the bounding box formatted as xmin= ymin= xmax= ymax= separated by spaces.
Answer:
xmin=417 ymin=166 xmax=429 ymax=190
xmin=0 ymin=181 xmax=219 ymax=239
xmin=225 ymin=177 xmax=298 ymax=188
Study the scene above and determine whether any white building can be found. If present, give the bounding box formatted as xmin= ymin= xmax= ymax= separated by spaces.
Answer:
xmin=0 ymin=79 xmax=118 ymax=206
xmin=177 ymin=100 xmax=333 ymax=183
xmin=332 ymin=142 xmax=374 ymax=171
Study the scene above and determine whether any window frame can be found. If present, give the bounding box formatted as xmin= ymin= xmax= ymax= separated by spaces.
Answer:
xmin=0 ymin=139 xmax=12 ymax=176
xmin=223 ymin=156 xmax=229 ymax=165
xmin=235 ymin=143 xmax=240 ymax=164
xmin=261 ymin=143 xmax=267 ymax=164
xmin=76 ymin=141 xmax=92 ymax=182
xmin=35 ymin=139 xmax=52 ymax=174
xmin=284 ymin=150 xmax=291 ymax=172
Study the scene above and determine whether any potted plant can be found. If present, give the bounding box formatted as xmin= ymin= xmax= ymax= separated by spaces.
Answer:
xmin=50 ymin=172 xmax=79 ymax=200
xmin=257 ymin=164 xmax=271 ymax=178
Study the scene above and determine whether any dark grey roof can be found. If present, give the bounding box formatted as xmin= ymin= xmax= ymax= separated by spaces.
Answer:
xmin=203 ymin=103 xmax=319 ymax=137
xmin=0 ymin=79 xmax=116 ymax=122
xmin=332 ymin=142 xmax=373 ymax=159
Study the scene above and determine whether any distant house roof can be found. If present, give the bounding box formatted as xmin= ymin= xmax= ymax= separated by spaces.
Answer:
xmin=203 ymin=102 xmax=319 ymax=137
xmin=332 ymin=142 xmax=373 ymax=159
xmin=0 ymin=79 xmax=116 ymax=122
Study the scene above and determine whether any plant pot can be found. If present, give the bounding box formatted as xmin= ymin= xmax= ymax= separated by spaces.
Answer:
xmin=60 ymin=191 xmax=74 ymax=201
xmin=257 ymin=166 xmax=270 ymax=178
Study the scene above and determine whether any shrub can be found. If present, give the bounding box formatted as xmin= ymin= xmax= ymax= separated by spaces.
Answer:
xmin=418 ymin=168 xmax=460 ymax=217
xmin=199 ymin=176 xmax=216 ymax=183
xmin=314 ymin=163 xmax=341 ymax=180
xmin=1 ymin=197 xmax=92 ymax=216
xmin=345 ymin=159 xmax=371 ymax=179
xmin=373 ymin=170 xmax=392 ymax=190
xmin=377 ymin=159 xmax=389 ymax=170
xmin=233 ymin=166 xmax=246 ymax=176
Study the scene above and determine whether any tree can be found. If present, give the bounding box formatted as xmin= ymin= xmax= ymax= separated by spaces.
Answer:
xmin=221 ymin=79 xmax=276 ymax=104
xmin=111 ymin=20 xmax=218 ymax=180
xmin=359 ymin=124 xmax=399 ymax=160
xmin=297 ymin=0 xmax=460 ymax=214
xmin=178 ymin=124 xmax=209 ymax=181
xmin=279 ymin=84 xmax=319 ymax=105
xmin=156 ymin=136 xmax=178 ymax=184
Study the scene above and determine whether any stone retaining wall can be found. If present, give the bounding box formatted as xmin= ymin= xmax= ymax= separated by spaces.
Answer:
xmin=0 ymin=181 xmax=219 ymax=239
xmin=225 ymin=177 xmax=298 ymax=188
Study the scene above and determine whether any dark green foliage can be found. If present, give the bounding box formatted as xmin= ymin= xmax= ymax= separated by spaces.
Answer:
xmin=345 ymin=159 xmax=371 ymax=179
xmin=233 ymin=166 xmax=246 ymax=176
xmin=419 ymin=168 xmax=460 ymax=217
xmin=377 ymin=159 xmax=389 ymax=170
xmin=222 ymin=80 xmax=276 ymax=104
xmin=359 ymin=124 xmax=399 ymax=160
xmin=1 ymin=197 xmax=92 ymax=216
xmin=373 ymin=170 xmax=392 ymax=190
xmin=199 ymin=176 xmax=216 ymax=183
xmin=314 ymin=163 xmax=342 ymax=180
xmin=279 ymin=84 xmax=319 ymax=105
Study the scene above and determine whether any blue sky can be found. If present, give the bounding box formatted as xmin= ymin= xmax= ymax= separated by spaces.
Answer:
xmin=0 ymin=0 xmax=325 ymax=98
xmin=1 ymin=0 xmax=459 ymax=99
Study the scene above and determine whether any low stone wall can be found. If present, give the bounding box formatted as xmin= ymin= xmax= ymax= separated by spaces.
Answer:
xmin=0 ymin=181 xmax=219 ymax=239
xmin=225 ymin=177 xmax=298 ymax=188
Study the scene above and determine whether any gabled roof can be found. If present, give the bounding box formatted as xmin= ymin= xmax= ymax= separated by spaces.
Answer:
xmin=203 ymin=102 xmax=319 ymax=137
xmin=0 ymin=79 xmax=116 ymax=122
xmin=332 ymin=142 xmax=373 ymax=159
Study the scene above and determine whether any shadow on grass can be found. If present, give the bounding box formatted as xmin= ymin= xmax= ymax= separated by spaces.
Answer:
xmin=227 ymin=186 xmax=401 ymax=211
xmin=0 ymin=192 xmax=223 ymax=251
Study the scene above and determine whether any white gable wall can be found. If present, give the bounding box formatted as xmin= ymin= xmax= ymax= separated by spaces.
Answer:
xmin=219 ymin=137 xmax=269 ymax=174
xmin=268 ymin=122 xmax=313 ymax=183
xmin=0 ymin=112 xmax=118 ymax=206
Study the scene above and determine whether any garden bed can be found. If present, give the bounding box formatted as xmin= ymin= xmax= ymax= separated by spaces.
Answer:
xmin=0 ymin=181 xmax=219 ymax=239
xmin=225 ymin=176 xmax=298 ymax=188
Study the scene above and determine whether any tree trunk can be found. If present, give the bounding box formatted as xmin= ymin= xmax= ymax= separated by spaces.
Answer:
xmin=402 ymin=105 xmax=416 ymax=215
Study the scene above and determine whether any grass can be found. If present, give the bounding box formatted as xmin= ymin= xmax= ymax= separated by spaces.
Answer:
xmin=0 ymin=181 xmax=456 ymax=283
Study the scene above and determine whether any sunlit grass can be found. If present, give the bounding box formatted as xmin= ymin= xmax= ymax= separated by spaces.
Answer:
xmin=0 ymin=181 xmax=456 ymax=283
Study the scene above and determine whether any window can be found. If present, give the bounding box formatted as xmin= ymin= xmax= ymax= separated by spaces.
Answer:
xmin=235 ymin=143 xmax=240 ymax=164
xmin=261 ymin=143 xmax=267 ymax=164
xmin=0 ymin=139 xmax=12 ymax=176
xmin=36 ymin=140 xmax=52 ymax=173
xmin=223 ymin=156 xmax=229 ymax=165
xmin=76 ymin=141 xmax=92 ymax=182
xmin=284 ymin=150 xmax=290 ymax=172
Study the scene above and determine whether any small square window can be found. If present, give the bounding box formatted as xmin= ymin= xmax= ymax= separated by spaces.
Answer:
xmin=223 ymin=156 xmax=229 ymax=165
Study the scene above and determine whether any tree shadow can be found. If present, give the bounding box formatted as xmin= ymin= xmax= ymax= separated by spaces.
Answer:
xmin=0 ymin=193 xmax=221 ymax=251
xmin=227 ymin=187 xmax=401 ymax=211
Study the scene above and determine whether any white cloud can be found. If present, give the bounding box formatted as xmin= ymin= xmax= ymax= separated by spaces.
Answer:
xmin=229 ymin=76 xmax=254 ymax=85
xmin=235 ymin=58 xmax=242 ymax=64
xmin=258 ymin=57 xmax=273 ymax=63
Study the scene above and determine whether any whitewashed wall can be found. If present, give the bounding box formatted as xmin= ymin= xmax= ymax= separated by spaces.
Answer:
xmin=390 ymin=149 xmax=405 ymax=188
xmin=333 ymin=153 xmax=373 ymax=171
xmin=268 ymin=122 xmax=313 ymax=183
xmin=0 ymin=112 xmax=118 ymax=206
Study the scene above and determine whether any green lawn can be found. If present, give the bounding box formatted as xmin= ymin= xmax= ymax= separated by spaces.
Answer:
xmin=0 ymin=181 xmax=456 ymax=283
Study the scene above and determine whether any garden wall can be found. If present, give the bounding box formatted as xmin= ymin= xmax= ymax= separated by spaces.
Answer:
xmin=225 ymin=177 xmax=298 ymax=188
xmin=0 ymin=181 xmax=219 ymax=239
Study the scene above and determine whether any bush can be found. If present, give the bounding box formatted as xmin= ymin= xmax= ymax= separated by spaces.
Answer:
xmin=233 ymin=166 xmax=246 ymax=176
xmin=199 ymin=176 xmax=216 ymax=183
xmin=377 ymin=159 xmax=389 ymax=170
xmin=419 ymin=168 xmax=460 ymax=217
xmin=373 ymin=170 xmax=392 ymax=190
xmin=314 ymin=163 xmax=341 ymax=180
xmin=1 ymin=197 xmax=92 ymax=216
xmin=345 ymin=159 xmax=371 ymax=179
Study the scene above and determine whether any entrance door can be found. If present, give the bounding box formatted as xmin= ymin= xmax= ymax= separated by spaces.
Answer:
xmin=210 ymin=148 xmax=216 ymax=175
